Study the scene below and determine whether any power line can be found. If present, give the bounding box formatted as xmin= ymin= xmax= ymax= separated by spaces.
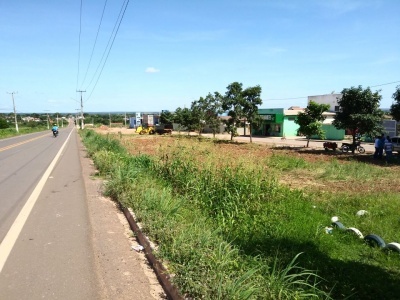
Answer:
xmin=86 ymin=0 xmax=130 ymax=102
xmin=370 ymin=80 xmax=400 ymax=88
xmin=76 ymin=0 xmax=83 ymax=91
xmin=79 ymin=0 xmax=109 ymax=89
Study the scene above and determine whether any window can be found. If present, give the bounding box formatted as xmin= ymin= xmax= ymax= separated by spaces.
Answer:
xmin=334 ymin=106 xmax=340 ymax=112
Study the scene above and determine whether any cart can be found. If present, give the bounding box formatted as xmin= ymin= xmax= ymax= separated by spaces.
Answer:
xmin=323 ymin=142 xmax=338 ymax=151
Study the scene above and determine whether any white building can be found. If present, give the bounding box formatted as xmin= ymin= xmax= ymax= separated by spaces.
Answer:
xmin=308 ymin=93 xmax=342 ymax=112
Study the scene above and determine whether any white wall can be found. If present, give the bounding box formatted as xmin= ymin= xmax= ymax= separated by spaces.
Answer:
xmin=308 ymin=94 xmax=342 ymax=112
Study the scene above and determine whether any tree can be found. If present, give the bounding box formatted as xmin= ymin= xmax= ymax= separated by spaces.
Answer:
xmin=333 ymin=86 xmax=383 ymax=153
xmin=222 ymin=82 xmax=245 ymax=141
xmin=174 ymin=107 xmax=195 ymax=135
xmin=191 ymin=97 xmax=208 ymax=136
xmin=173 ymin=107 xmax=185 ymax=133
xmin=204 ymin=92 xmax=223 ymax=138
xmin=390 ymin=85 xmax=400 ymax=122
xmin=190 ymin=92 xmax=224 ymax=138
xmin=241 ymin=85 xmax=263 ymax=143
xmin=295 ymin=101 xmax=330 ymax=147
xmin=0 ymin=118 xmax=9 ymax=129
xmin=160 ymin=110 xmax=174 ymax=126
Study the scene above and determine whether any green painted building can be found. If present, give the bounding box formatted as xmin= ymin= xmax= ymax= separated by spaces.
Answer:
xmin=253 ymin=108 xmax=345 ymax=140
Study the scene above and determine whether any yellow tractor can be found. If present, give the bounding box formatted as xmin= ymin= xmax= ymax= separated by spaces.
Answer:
xmin=136 ymin=125 xmax=155 ymax=135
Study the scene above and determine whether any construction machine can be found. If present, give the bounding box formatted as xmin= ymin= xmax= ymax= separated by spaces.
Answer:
xmin=136 ymin=125 xmax=155 ymax=135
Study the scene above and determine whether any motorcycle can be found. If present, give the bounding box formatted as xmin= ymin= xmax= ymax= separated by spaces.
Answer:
xmin=341 ymin=141 xmax=365 ymax=153
xmin=52 ymin=129 xmax=59 ymax=137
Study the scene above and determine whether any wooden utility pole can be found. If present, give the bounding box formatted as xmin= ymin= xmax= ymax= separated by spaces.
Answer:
xmin=7 ymin=92 xmax=19 ymax=133
xmin=76 ymin=90 xmax=86 ymax=129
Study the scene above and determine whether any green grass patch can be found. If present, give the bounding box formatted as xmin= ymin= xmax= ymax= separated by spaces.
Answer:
xmin=0 ymin=126 xmax=49 ymax=139
xmin=81 ymin=130 xmax=400 ymax=299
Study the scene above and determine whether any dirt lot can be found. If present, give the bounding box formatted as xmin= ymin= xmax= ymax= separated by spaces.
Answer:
xmin=94 ymin=126 xmax=383 ymax=163
xmin=93 ymin=126 xmax=400 ymax=195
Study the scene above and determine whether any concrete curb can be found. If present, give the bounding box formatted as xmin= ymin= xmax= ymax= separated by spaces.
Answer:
xmin=122 ymin=207 xmax=183 ymax=300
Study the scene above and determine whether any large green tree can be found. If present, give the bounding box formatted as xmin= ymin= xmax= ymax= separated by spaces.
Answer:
xmin=295 ymin=101 xmax=330 ymax=147
xmin=222 ymin=82 xmax=263 ymax=141
xmin=241 ymin=85 xmax=263 ymax=143
xmin=174 ymin=107 xmax=195 ymax=135
xmin=333 ymin=86 xmax=383 ymax=152
xmin=191 ymin=97 xmax=209 ymax=136
xmin=222 ymin=82 xmax=244 ymax=141
xmin=160 ymin=110 xmax=174 ymax=126
xmin=204 ymin=92 xmax=223 ymax=138
xmin=192 ymin=92 xmax=224 ymax=138
xmin=390 ymin=85 xmax=400 ymax=122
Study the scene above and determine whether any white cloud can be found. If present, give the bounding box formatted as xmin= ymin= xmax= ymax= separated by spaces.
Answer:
xmin=145 ymin=67 xmax=160 ymax=73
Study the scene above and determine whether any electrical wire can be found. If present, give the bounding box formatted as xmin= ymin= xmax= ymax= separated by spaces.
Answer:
xmin=370 ymin=80 xmax=400 ymax=88
xmin=76 ymin=0 xmax=83 ymax=91
xmin=85 ymin=0 xmax=130 ymax=101
xmin=79 ymin=0 xmax=109 ymax=89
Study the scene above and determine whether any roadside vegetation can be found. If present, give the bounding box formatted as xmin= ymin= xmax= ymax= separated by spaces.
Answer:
xmin=81 ymin=130 xmax=400 ymax=299
xmin=0 ymin=125 xmax=49 ymax=139
xmin=0 ymin=113 xmax=67 ymax=139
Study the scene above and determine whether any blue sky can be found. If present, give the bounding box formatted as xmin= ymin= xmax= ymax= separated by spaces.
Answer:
xmin=0 ymin=0 xmax=399 ymax=114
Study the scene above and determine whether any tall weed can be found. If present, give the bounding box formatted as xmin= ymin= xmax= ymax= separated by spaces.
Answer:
xmin=80 ymin=131 xmax=400 ymax=299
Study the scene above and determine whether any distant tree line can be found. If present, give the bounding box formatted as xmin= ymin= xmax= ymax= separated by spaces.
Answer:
xmin=0 ymin=113 xmax=56 ymax=129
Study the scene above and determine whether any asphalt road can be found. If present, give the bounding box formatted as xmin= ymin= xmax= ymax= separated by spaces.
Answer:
xmin=0 ymin=126 xmax=99 ymax=299
xmin=0 ymin=126 xmax=163 ymax=299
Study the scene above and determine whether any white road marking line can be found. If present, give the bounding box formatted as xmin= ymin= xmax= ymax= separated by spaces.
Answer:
xmin=0 ymin=129 xmax=74 ymax=273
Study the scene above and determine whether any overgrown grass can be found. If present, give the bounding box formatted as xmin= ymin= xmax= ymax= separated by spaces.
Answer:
xmin=81 ymin=130 xmax=400 ymax=299
xmin=317 ymin=158 xmax=387 ymax=181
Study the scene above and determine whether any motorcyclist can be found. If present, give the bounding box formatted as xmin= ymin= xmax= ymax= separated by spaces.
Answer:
xmin=52 ymin=124 xmax=59 ymax=136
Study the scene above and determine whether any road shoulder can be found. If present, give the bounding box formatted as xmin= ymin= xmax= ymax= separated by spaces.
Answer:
xmin=77 ymin=133 xmax=165 ymax=300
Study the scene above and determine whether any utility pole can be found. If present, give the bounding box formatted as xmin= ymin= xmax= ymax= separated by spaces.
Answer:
xmin=75 ymin=109 xmax=80 ymax=127
xmin=76 ymin=90 xmax=86 ymax=129
xmin=44 ymin=110 xmax=50 ymax=129
xmin=7 ymin=92 xmax=19 ymax=133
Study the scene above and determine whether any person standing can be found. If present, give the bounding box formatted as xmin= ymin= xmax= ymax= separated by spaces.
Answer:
xmin=378 ymin=134 xmax=385 ymax=159
xmin=374 ymin=136 xmax=380 ymax=158
xmin=384 ymin=137 xmax=393 ymax=162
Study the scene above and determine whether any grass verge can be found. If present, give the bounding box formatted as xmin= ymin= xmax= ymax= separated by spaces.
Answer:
xmin=81 ymin=130 xmax=400 ymax=299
